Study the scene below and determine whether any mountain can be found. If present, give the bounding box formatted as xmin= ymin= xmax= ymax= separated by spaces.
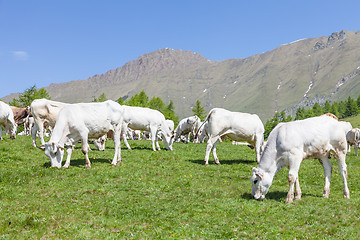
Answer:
xmin=3 ymin=30 xmax=360 ymax=120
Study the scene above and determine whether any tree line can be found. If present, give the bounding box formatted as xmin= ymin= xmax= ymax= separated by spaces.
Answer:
xmin=4 ymin=85 xmax=360 ymax=139
xmin=264 ymin=95 xmax=360 ymax=138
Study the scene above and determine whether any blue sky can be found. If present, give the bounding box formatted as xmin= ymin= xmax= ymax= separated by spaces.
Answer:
xmin=1 ymin=0 xmax=359 ymax=98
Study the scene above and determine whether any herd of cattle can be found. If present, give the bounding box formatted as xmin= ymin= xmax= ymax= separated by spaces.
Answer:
xmin=0 ymin=99 xmax=360 ymax=203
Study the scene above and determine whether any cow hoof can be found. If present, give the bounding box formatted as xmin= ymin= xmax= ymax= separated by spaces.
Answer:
xmin=85 ymin=165 xmax=91 ymax=169
xmin=62 ymin=165 xmax=69 ymax=169
xmin=111 ymin=164 xmax=117 ymax=167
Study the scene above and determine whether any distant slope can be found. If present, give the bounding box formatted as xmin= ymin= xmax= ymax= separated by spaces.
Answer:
xmin=343 ymin=114 xmax=360 ymax=128
xmin=3 ymin=30 xmax=360 ymax=121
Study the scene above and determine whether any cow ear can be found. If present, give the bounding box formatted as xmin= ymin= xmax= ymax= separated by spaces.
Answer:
xmin=255 ymin=172 xmax=263 ymax=180
xmin=57 ymin=144 xmax=64 ymax=151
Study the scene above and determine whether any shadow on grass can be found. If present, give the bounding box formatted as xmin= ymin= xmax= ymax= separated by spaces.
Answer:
xmin=189 ymin=159 xmax=254 ymax=165
xmin=241 ymin=191 xmax=321 ymax=203
xmin=42 ymin=158 xmax=111 ymax=168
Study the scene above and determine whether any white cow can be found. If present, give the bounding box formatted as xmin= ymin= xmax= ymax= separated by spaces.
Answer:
xmin=251 ymin=116 xmax=352 ymax=204
xmin=0 ymin=101 xmax=17 ymax=139
xmin=30 ymin=99 xmax=68 ymax=147
xmin=121 ymin=105 xmax=173 ymax=151
xmin=43 ymin=100 xmax=124 ymax=169
xmin=346 ymin=128 xmax=360 ymax=156
xmin=198 ymin=108 xmax=264 ymax=165
xmin=166 ymin=119 xmax=175 ymax=133
xmin=171 ymin=115 xmax=201 ymax=144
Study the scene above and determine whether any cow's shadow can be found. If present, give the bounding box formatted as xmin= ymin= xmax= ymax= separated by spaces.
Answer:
xmin=242 ymin=191 xmax=321 ymax=202
xmin=42 ymin=158 xmax=110 ymax=168
xmin=189 ymin=159 xmax=254 ymax=165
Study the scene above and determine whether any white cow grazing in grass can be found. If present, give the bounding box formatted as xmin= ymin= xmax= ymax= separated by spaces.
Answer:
xmin=43 ymin=100 xmax=124 ymax=169
xmin=251 ymin=116 xmax=352 ymax=204
xmin=30 ymin=99 xmax=68 ymax=147
xmin=346 ymin=128 xmax=360 ymax=156
xmin=121 ymin=105 xmax=173 ymax=151
xmin=0 ymin=101 xmax=17 ymax=139
xmin=198 ymin=108 xmax=264 ymax=165
xmin=171 ymin=115 xmax=201 ymax=144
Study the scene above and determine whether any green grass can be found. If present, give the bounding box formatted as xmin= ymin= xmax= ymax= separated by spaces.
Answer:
xmin=343 ymin=114 xmax=360 ymax=128
xmin=1 ymin=136 xmax=360 ymax=239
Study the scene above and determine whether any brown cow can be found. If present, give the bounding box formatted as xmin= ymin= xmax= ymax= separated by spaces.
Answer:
xmin=10 ymin=106 xmax=31 ymax=125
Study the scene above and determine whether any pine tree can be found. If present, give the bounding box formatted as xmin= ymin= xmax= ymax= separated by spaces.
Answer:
xmin=191 ymin=100 xmax=206 ymax=120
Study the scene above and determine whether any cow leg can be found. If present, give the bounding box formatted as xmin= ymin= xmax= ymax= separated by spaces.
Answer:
xmin=336 ymin=152 xmax=350 ymax=199
xmin=31 ymin=124 xmax=39 ymax=147
xmin=355 ymin=144 xmax=358 ymax=156
xmin=286 ymin=153 xmax=302 ymax=204
xmin=111 ymin=130 xmax=122 ymax=166
xmin=0 ymin=126 xmax=3 ymax=140
xmin=155 ymin=133 xmax=161 ymax=151
xmin=204 ymin=136 xmax=219 ymax=165
xmin=150 ymin=127 xmax=158 ymax=151
xmin=254 ymin=134 xmax=264 ymax=163
xmin=79 ymin=134 xmax=91 ymax=169
xmin=62 ymin=144 xmax=74 ymax=169
xmin=319 ymin=157 xmax=332 ymax=198
xmin=294 ymin=177 xmax=302 ymax=201
xmin=211 ymin=139 xmax=221 ymax=165
xmin=122 ymin=132 xmax=132 ymax=150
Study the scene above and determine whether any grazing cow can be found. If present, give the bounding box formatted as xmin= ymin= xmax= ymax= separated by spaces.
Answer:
xmin=346 ymin=128 xmax=360 ymax=156
xmin=30 ymin=99 xmax=68 ymax=147
xmin=10 ymin=106 xmax=31 ymax=125
xmin=251 ymin=116 xmax=352 ymax=204
xmin=171 ymin=115 xmax=201 ymax=144
xmin=121 ymin=105 xmax=173 ymax=151
xmin=43 ymin=100 xmax=124 ymax=169
xmin=198 ymin=108 xmax=264 ymax=165
xmin=0 ymin=101 xmax=17 ymax=139
xmin=166 ymin=119 xmax=175 ymax=133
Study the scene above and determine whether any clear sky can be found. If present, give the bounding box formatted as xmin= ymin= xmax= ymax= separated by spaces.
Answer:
xmin=1 ymin=0 xmax=359 ymax=98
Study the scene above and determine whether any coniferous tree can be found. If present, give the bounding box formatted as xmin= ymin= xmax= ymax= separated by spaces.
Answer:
xmin=191 ymin=100 xmax=206 ymax=121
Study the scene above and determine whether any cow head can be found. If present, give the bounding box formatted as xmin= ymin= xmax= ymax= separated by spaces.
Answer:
xmin=250 ymin=167 xmax=272 ymax=200
xmin=43 ymin=142 xmax=64 ymax=168
xmin=93 ymin=135 xmax=106 ymax=151
xmin=9 ymin=122 xmax=17 ymax=139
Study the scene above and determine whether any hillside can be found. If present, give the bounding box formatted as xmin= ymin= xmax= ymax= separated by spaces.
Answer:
xmin=3 ymin=30 xmax=360 ymax=120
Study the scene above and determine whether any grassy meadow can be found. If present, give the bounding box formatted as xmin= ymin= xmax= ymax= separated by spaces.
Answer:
xmin=1 ymin=135 xmax=360 ymax=239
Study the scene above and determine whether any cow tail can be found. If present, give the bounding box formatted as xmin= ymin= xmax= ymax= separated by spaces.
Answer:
xmin=194 ymin=109 xmax=214 ymax=140
xmin=355 ymin=129 xmax=360 ymax=145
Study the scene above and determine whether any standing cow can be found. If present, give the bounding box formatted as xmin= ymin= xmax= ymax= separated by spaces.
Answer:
xmin=0 ymin=101 xmax=17 ymax=139
xmin=251 ymin=116 xmax=352 ymax=204
xmin=43 ymin=100 xmax=124 ymax=169
xmin=198 ymin=108 xmax=264 ymax=165
xmin=120 ymin=105 xmax=173 ymax=151
xmin=171 ymin=115 xmax=201 ymax=144
xmin=30 ymin=99 xmax=68 ymax=147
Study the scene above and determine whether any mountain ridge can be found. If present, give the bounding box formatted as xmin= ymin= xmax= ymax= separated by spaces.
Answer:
xmin=3 ymin=30 xmax=360 ymax=120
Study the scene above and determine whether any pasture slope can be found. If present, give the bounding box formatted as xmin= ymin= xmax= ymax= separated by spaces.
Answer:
xmin=1 ymin=136 xmax=360 ymax=239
